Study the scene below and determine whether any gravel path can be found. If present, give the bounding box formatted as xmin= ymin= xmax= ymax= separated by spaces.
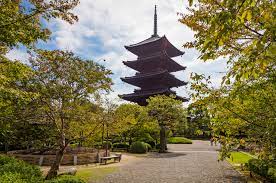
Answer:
xmin=95 ymin=140 xmax=245 ymax=183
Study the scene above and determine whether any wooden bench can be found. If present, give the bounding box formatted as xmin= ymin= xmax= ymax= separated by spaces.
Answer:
xmin=99 ymin=154 xmax=122 ymax=165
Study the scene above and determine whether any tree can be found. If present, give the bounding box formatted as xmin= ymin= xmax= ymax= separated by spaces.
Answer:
xmin=147 ymin=95 xmax=186 ymax=153
xmin=27 ymin=50 xmax=112 ymax=179
xmin=179 ymin=0 xmax=275 ymax=82
xmin=0 ymin=56 xmax=38 ymax=152
xmin=0 ymin=0 xmax=79 ymax=54
xmin=190 ymin=72 xmax=276 ymax=160
xmin=0 ymin=0 xmax=79 ymax=153
xmin=180 ymin=0 xmax=276 ymax=160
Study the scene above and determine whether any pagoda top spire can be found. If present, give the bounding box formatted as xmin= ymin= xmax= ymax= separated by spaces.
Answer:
xmin=152 ymin=5 xmax=158 ymax=37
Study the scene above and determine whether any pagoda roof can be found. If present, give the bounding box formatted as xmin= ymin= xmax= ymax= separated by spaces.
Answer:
xmin=121 ymin=69 xmax=187 ymax=88
xmin=125 ymin=35 xmax=184 ymax=58
xmin=123 ymin=52 xmax=186 ymax=72
xmin=119 ymin=88 xmax=189 ymax=105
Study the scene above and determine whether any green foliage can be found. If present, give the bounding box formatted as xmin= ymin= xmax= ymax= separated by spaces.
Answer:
xmin=143 ymin=142 xmax=152 ymax=151
xmin=246 ymin=159 xmax=276 ymax=181
xmin=0 ymin=0 xmax=79 ymax=53
xmin=45 ymin=175 xmax=85 ymax=183
xmin=112 ymin=143 xmax=129 ymax=149
xmin=167 ymin=137 xmax=192 ymax=144
xmin=147 ymin=95 xmax=185 ymax=128
xmin=130 ymin=141 xmax=148 ymax=154
xmin=268 ymin=168 xmax=276 ymax=182
xmin=180 ymin=0 xmax=275 ymax=82
xmin=0 ymin=155 xmax=43 ymax=183
xmin=0 ymin=172 xmax=28 ymax=183
xmin=181 ymin=0 xmax=276 ymax=160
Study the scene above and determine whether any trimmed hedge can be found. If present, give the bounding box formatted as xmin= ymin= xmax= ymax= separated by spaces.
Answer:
xmin=45 ymin=175 xmax=85 ymax=183
xmin=112 ymin=142 xmax=129 ymax=149
xmin=246 ymin=159 xmax=276 ymax=182
xmin=130 ymin=141 xmax=147 ymax=154
xmin=167 ymin=137 xmax=192 ymax=144
xmin=94 ymin=141 xmax=112 ymax=149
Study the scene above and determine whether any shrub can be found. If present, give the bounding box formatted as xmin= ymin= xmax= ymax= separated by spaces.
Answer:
xmin=167 ymin=137 xmax=192 ymax=144
xmin=112 ymin=142 xmax=129 ymax=149
xmin=155 ymin=143 xmax=160 ymax=149
xmin=143 ymin=142 xmax=152 ymax=151
xmin=268 ymin=168 xmax=276 ymax=182
xmin=45 ymin=175 xmax=85 ymax=183
xmin=130 ymin=141 xmax=147 ymax=154
xmin=246 ymin=159 xmax=276 ymax=181
xmin=0 ymin=172 xmax=28 ymax=183
xmin=94 ymin=141 xmax=112 ymax=149
xmin=0 ymin=155 xmax=43 ymax=183
xmin=0 ymin=155 xmax=17 ymax=165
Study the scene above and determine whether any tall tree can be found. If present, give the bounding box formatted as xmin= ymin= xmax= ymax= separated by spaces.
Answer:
xmin=0 ymin=0 xmax=79 ymax=152
xmin=180 ymin=0 xmax=276 ymax=160
xmin=0 ymin=0 xmax=79 ymax=54
xmin=28 ymin=50 xmax=112 ymax=179
xmin=147 ymin=95 xmax=186 ymax=153
xmin=179 ymin=0 xmax=275 ymax=82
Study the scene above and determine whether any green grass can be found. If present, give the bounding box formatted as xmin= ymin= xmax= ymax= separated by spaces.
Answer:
xmin=227 ymin=152 xmax=253 ymax=165
xmin=76 ymin=166 xmax=117 ymax=182
xmin=167 ymin=137 xmax=192 ymax=144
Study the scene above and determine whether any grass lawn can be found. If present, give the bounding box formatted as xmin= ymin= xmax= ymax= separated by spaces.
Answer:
xmin=76 ymin=166 xmax=118 ymax=182
xmin=227 ymin=152 xmax=260 ymax=183
xmin=227 ymin=151 xmax=254 ymax=165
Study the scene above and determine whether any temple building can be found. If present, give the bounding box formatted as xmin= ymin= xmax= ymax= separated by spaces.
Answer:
xmin=119 ymin=6 xmax=188 ymax=106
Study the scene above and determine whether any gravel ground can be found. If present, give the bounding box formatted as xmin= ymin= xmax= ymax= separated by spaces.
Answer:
xmin=95 ymin=140 xmax=245 ymax=183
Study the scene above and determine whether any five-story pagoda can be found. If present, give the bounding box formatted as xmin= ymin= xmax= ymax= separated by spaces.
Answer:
xmin=119 ymin=6 xmax=188 ymax=105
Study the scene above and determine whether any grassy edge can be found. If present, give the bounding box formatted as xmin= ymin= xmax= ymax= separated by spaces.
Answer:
xmin=76 ymin=166 xmax=118 ymax=182
xmin=226 ymin=152 xmax=261 ymax=183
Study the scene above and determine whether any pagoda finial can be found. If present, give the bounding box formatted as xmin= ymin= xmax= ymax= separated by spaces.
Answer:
xmin=152 ymin=5 xmax=158 ymax=37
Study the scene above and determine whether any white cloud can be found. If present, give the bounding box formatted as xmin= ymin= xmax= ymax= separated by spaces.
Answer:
xmin=48 ymin=0 xmax=228 ymax=103
xmin=5 ymin=49 xmax=30 ymax=64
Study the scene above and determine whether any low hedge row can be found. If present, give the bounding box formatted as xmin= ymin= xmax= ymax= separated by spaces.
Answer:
xmin=246 ymin=159 xmax=276 ymax=182
xmin=0 ymin=155 xmax=85 ymax=183
xmin=167 ymin=137 xmax=192 ymax=144
xmin=112 ymin=142 xmax=129 ymax=149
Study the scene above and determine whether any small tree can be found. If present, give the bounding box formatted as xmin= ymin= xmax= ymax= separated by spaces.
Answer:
xmin=29 ymin=50 xmax=112 ymax=179
xmin=147 ymin=95 xmax=186 ymax=153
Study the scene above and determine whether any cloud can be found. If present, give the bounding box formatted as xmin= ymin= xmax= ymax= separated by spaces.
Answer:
xmin=5 ymin=48 xmax=30 ymax=64
xmin=34 ymin=0 xmax=230 ymax=104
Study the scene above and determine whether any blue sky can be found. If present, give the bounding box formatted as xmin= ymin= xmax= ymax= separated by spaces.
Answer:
xmin=6 ymin=0 xmax=228 ymax=104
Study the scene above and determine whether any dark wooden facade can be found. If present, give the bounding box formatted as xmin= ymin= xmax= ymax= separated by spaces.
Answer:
xmin=119 ymin=6 xmax=188 ymax=106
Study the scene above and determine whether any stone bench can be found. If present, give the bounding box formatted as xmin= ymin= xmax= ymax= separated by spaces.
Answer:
xmin=99 ymin=154 xmax=122 ymax=165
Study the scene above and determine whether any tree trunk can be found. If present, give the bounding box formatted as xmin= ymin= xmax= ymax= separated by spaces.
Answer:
xmin=159 ymin=125 xmax=166 ymax=153
xmin=4 ymin=142 xmax=8 ymax=154
xmin=45 ymin=147 xmax=65 ymax=180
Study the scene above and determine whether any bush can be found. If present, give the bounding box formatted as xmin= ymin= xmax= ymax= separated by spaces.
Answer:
xmin=45 ymin=175 xmax=85 ymax=183
xmin=0 ymin=155 xmax=43 ymax=183
xmin=155 ymin=143 xmax=160 ymax=149
xmin=0 ymin=155 xmax=17 ymax=165
xmin=112 ymin=142 xmax=129 ymax=149
xmin=134 ymin=133 xmax=156 ymax=148
xmin=94 ymin=141 xmax=112 ymax=149
xmin=268 ymin=168 xmax=276 ymax=182
xmin=167 ymin=137 xmax=192 ymax=144
xmin=0 ymin=172 xmax=28 ymax=183
xmin=143 ymin=142 xmax=152 ymax=151
xmin=246 ymin=159 xmax=276 ymax=182
xmin=130 ymin=141 xmax=147 ymax=154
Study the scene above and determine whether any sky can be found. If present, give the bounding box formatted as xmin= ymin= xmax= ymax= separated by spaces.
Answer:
xmin=6 ymin=0 xmax=228 ymax=104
